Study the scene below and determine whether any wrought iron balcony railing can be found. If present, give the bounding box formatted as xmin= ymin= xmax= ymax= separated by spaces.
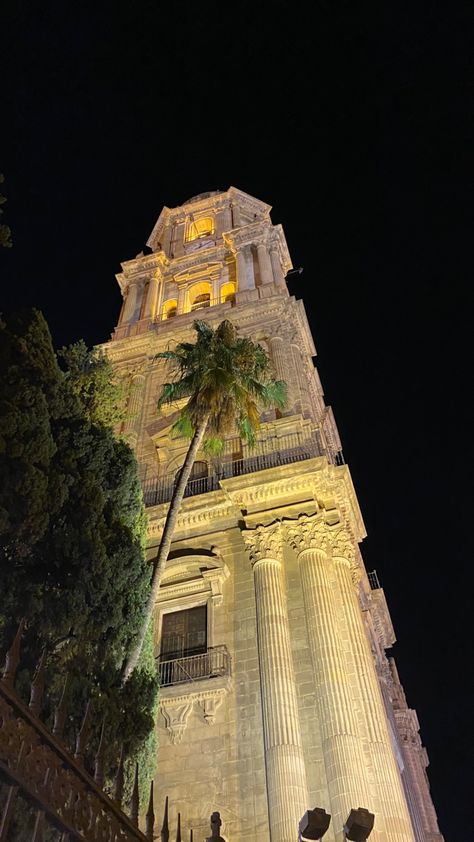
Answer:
xmin=143 ymin=431 xmax=325 ymax=507
xmin=158 ymin=645 xmax=231 ymax=687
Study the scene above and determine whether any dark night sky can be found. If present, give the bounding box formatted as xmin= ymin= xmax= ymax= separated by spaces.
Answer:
xmin=1 ymin=2 xmax=472 ymax=837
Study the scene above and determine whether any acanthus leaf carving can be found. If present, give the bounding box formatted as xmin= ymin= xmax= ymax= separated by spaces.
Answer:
xmin=241 ymin=523 xmax=282 ymax=565
xmin=284 ymin=514 xmax=330 ymax=555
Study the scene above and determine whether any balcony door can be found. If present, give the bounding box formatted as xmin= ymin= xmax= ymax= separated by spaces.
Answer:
xmin=160 ymin=605 xmax=207 ymax=661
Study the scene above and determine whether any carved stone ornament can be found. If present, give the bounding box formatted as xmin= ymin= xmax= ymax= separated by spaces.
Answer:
xmin=198 ymin=695 xmax=224 ymax=725
xmin=284 ymin=514 xmax=331 ymax=555
xmin=241 ymin=523 xmax=283 ymax=565
xmin=330 ymin=527 xmax=356 ymax=562
xmin=160 ymin=702 xmax=193 ymax=745
xmin=160 ymin=683 xmax=230 ymax=742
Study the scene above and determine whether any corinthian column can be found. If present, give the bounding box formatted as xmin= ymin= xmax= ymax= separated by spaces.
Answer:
xmin=331 ymin=530 xmax=415 ymax=842
xmin=123 ymin=372 xmax=145 ymax=449
xmin=285 ymin=516 xmax=374 ymax=841
xmin=257 ymin=241 xmax=274 ymax=285
xmin=243 ymin=524 xmax=308 ymax=842
xmin=235 ymin=246 xmax=253 ymax=291
xmin=145 ymin=275 xmax=160 ymax=320
xmin=270 ymin=243 xmax=286 ymax=288
xmin=122 ymin=281 xmax=141 ymax=324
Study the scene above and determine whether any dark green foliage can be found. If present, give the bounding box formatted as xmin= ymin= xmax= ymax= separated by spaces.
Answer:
xmin=123 ymin=318 xmax=287 ymax=679
xmin=0 ymin=309 xmax=157 ymax=793
xmin=158 ymin=318 xmax=287 ymax=452
xmin=58 ymin=339 xmax=127 ymax=428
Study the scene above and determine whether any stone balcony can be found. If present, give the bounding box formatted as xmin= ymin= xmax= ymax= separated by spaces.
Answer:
xmin=142 ymin=429 xmax=342 ymax=508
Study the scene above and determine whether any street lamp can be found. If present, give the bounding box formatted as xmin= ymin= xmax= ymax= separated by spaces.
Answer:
xmin=299 ymin=807 xmax=331 ymax=840
xmin=343 ymin=808 xmax=375 ymax=842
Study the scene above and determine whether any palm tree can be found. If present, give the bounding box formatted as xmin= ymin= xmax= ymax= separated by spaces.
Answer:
xmin=122 ymin=319 xmax=287 ymax=682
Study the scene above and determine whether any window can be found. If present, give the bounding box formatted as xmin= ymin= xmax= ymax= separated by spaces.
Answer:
xmin=160 ymin=605 xmax=207 ymax=660
xmin=185 ymin=216 xmax=214 ymax=242
xmin=162 ymin=299 xmax=177 ymax=319
xmin=188 ymin=281 xmax=212 ymax=311
xmin=220 ymin=282 xmax=236 ymax=305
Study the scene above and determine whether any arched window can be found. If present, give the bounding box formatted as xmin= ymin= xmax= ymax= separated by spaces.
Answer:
xmin=188 ymin=281 xmax=212 ymax=312
xmin=185 ymin=216 xmax=214 ymax=242
xmin=162 ymin=299 xmax=178 ymax=320
xmin=220 ymin=282 xmax=236 ymax=305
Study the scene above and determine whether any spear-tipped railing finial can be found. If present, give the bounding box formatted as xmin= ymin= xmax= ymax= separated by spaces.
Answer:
xmin=53 ymin=674 xmax=69 ymax=738
xmin=74 ymin=698 xmax=92 ymax=764
xmin=161 ymin=795 xmax=169 ymax=842
xmin=29 ymin=648 xmax=47 ymax=716
xmin=114 ymin=744 xmax=125 ymax=806
xmin=146 ymin=780 xmax=155 ymax=840
xmin=2 ymin=617 xmax=25 ymax=686
xmin=94 ymin=716 xmax=107 ymax=787
xmin=130 ymin=762 xmax=140 ymax=824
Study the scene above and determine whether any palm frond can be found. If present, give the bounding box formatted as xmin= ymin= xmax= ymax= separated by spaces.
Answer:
xmin=171 ymin=411 xmax=194 ymax=439
xmin=203 ymin=435 xmax=225 ymax=456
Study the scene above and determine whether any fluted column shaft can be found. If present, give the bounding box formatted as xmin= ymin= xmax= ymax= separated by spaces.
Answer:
xmin=245 ymin=526 xmax=308 ymax=842
xmin=270 ymin=244 xmax=286 ymax=287
xmin=122 ymin=282 xmax=140 ymax=325
xmin=257 ymin=242 xmax=274 ymax=285
xmin=146 ymin=275 xmax=160 ymax=320
xmin=295 ymin=541 xmax=372 ymax=840
xmin=123 ymin=373 xmax=145 ymax=448
xmin=235 ymin=247 xmax=253 ymax=290
xmin=334 ymin=553 xmax=415 ymax=842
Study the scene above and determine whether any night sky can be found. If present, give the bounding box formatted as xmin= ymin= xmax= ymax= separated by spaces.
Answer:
xmin=2 ymin=3 xmax=472 ymax=837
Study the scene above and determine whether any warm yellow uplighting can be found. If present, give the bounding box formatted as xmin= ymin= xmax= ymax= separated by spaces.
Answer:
xmin=162 ymin=299 xmax=178 ymax=319
xmin=188 ymin=281 xmax=211 ymax=311
xmin=185 ymin=216 xmax=214 ymax=241
xmin=220 ymin=282 xmax=236 ymax=304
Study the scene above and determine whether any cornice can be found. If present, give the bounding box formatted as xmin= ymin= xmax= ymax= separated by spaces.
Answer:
xmin=222 ymin=220 xmax=272 ymax=251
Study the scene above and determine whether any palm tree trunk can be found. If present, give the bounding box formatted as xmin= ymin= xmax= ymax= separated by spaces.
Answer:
xmin=122 ymin=414 xmax=210 ymax=683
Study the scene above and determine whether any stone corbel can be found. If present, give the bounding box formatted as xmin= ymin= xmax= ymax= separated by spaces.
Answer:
xmin=202 ymin=568 xmax=227 ymax=606
xmin=160 ymin=701 xmax=193 ymax=745
xmin=198 ymin=695 xmax=224 ymax=725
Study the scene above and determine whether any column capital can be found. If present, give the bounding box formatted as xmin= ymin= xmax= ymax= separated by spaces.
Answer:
xmin=284 ymin=514 xmax=330 ymax=555
xmin=241 ymin=522 xmax=282 ymax=566
xmin=284 ymin=515 xmax=356 ymax=562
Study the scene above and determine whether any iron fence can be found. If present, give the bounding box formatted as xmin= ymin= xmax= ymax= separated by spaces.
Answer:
xmin=159 ymin=646 xmax=231 ymax=688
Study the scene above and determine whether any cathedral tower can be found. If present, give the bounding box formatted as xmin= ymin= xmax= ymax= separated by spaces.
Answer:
xmin=104 ymin=188 xmax=443 ymax=842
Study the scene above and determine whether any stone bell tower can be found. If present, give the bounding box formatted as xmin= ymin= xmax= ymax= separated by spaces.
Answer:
xmin=104 ymin=188 xmax=443 ymax=842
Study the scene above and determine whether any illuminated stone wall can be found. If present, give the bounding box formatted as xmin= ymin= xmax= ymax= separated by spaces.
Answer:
xmin=103 ymin=188 xmax=443 ymax=842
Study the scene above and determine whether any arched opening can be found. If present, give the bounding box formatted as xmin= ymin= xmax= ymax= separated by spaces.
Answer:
xmin=220 ymin=282 xmax=236 ymax=305
xmin=188 ymin=281 xmax=212 ymax=312
xmin=174 ymin=459 xmax=209 ymax=497
xmin=185 ymin=216 xmax=214 ymax=242
xmin=162 ymin=298 xmax=178 ymax=320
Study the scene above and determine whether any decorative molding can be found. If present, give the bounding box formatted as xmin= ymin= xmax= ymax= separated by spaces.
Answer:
xmin=161 ymin=702 xmax=193 ymax=745
xmin=160 ymin=678 xmax=232 ymax=742
xmin=284 ymin=514 xmax=330 ymax=555
xmin=241 ymin=522 xmax=283 ymax=565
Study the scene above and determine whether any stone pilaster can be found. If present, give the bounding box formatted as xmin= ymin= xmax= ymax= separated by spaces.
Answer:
xmin=285 ymin=515 xmax=374 ymax=842
xmin=121 ymin=281 xmax=141 ymax=325
xmin=123 ymin=372 xmax=146 ymax=448
xmin=257 ymin=241 xmax=274 ymax=285
xmin=145 ymin=274 xmax=160 ymax=320
xmin=235 ymin=247 xmax=253 ymax=291
xmin=243 ymin=524 xmax=308 ymax=842
xmin=269 ymin=242 xmax=286 ymax=288
xmin=331 ymin=530 xmax=415 ymax=842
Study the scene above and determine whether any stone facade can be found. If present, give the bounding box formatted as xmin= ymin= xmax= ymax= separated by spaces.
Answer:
xmin=103 ymin=188 xmax=443 ymax=842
